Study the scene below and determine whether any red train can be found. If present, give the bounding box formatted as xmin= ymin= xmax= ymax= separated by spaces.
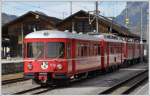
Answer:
xmin=23 ymin=30 xmax=145 ymax=85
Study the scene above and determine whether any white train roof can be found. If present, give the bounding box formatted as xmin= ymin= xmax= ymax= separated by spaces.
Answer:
xmin=25 ymin=30 xmax=124 ymax=43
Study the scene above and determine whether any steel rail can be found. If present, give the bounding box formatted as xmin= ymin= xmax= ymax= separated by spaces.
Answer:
xmin=13 ymin=86 xmax=42 ymax=95
xmin=2 ymin=78 xmax=29 ymax=85
xmin=31 ymin=87 xmax=55 ymax=95
xmin=99 ymin=70 xmax=148 ymax=95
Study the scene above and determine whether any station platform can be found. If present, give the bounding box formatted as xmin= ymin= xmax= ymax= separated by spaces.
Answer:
xmin=1 ymin=58 xmax=23 ymax=64
xmin=1 ymin=58 xmax=23 ymax=75
xmin=2 ymin=72 xmax=24 ymax=81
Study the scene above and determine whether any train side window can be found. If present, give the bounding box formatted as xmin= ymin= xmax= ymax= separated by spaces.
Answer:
xmin=98 ymin=46 xmax=101 ymax=55
xmin=81 ymin=44 xmax=84 ymax=57
xmin=84 ymin=45 xmax=87 ymax=57
xmin=110 ymin=47 xmax=113 ymax=54
xmin=77 ymin=43 xmax=81 ymax=57
xmin=67 ymin=43 xmax=71 ymax=59
xmin=94 ymin=44 xmax=99 ymax=56
xmin=87 ymin=44 xmax=90 ymax=56
xmin=94 ymin=45 xmax=96 ymax=56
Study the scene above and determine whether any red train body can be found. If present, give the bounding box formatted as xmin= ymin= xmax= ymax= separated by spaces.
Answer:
xmin=23 ymin=30 xmax=144 ymax=85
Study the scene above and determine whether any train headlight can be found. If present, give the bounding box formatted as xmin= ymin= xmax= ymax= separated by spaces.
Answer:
xmin=56 ymin=64 xmax=63 ymax=70
xmin=41 ymin=62 xmax=49 ymax=70
xmin=27 ymin=63 xmax=33 ymax=70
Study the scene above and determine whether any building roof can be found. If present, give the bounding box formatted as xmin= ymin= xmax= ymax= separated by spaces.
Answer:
xmin=2 ymin=11 xmax=62 ymax=28
xmin=57 ymin=10 xmax=140 ymax=38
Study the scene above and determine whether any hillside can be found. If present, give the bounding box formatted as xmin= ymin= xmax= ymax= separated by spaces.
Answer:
xmin=115 ymin=1 xmax=149 ymax=40
xmin=2 ymin=13 xmax=17 ymax=25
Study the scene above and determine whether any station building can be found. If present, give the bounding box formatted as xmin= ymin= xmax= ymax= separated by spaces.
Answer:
xmin=2 ymin=11 xmax=61 ymax=58
xmin=2 ymin=10 xmax=140 ymax=59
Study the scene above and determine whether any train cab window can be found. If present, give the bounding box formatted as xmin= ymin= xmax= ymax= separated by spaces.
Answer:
xmin=46 ymin=42 xmax=64 ymax=58
xmin=27 ymin=42 xmax=44 ymax=58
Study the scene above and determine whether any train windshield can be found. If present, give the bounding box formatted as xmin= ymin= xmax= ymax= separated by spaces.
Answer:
xmin=27 ymin=42 xmax=44 ymax=58
xmin=46 ymin=42 xmax=64 ymax=58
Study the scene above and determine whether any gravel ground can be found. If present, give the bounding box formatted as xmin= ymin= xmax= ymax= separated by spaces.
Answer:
xmin=2 ymin=63 xmax=148 ymax=95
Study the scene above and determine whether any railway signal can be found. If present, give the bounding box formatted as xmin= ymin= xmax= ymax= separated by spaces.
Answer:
xmin=125 ymin=18 xmax=129 ymax=25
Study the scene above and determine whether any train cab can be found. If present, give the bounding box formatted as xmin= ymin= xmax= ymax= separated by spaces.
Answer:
xmin=24 ymin=30 xmax=72 ymax=84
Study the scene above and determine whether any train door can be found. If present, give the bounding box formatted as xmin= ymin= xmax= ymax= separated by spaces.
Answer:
xmin=66 ymin=39 xmax=76 ymax=76
xmin=106 ymin=42 xmax=109 ymax=68
xmin=101 ymin=41 xmax=109 ymax=70
xmin=71 ymin=39 xmax=76 ymax=75
xmin=100 ymin=40 xmax=105 ymax=70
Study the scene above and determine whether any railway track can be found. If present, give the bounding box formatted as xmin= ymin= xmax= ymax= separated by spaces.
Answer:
xmin=2 ymin=78 xmax=29 ymax=85
xmin=13 ymin=86 xmax=42 ymax=95
xmin=11 ymin=76 xmax=87 ymax=95
xmin=13 ymin=86 xmax=55 ymax=95
xmin=99 ymin=70 xmax=148 ymax=95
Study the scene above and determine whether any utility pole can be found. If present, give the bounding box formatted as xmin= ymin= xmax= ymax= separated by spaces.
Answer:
xmin=140 ymin=7 xmax=143 ymax=44
xmin=70 ymin=1 xmax=74 ymax=32
xmin=70 ymin=1 xmax=72 ymax=15
xmin=21 ymin=23 xmax=24 ymax=58
xmin=146 ymin=8 xmax=149 ymax=62
xmin=96 ymin=1 xmax=99 ymax=33
xmin=62 ymin=12 xmax=66 ymax=19
xmin=88 ymin=1 xmax=100 ymax=33
xmin=125 ymin=5 xmax=129 ymax=42
xmin=147 ymin=9 xmax=149 ymax=44
xmin=108 ymin=17 xmax=115 ymax=33
xmin=63 ymin=12 xmax=65 ymax=19
xmin=140 ymin=7 xmax=143 ymax=63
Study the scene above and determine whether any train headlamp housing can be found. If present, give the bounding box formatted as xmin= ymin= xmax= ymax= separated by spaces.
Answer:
xmin=56 ymin=64 xmax=63 ymax=70
xmin=41 ymin=62 xmax=49 ymax=70
xmin=27 ymin=63 xmax=33 ymax=70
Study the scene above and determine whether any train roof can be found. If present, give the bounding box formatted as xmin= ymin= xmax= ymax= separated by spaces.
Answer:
xmin=25 ymin=30 xmax=124 ymax=43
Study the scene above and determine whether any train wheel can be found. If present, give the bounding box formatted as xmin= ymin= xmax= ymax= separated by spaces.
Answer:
xmin=32 ymin=78 xmax=40 ymax=85
xmin=113 ymin=65 xmax=117 ymax=71
xmin=109 ymin=66 xmax=113 ymax=72
xmin=40 ymin=83 xmax=48 ymax=87
xmin=104 ymin=67 xmax=109 ymax=73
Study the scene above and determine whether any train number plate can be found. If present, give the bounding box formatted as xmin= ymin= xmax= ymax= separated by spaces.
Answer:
xmin=39 ymin=73 xmax=47 ymax=76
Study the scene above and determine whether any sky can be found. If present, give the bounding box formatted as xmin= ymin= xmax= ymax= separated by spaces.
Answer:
xmin=2 ymin=1 xmax=127 ymax=19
